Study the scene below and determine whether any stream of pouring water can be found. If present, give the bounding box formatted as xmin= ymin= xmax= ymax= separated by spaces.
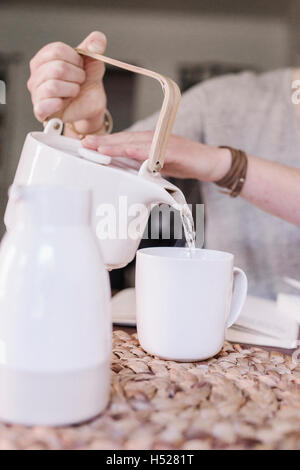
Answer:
xmin=180 ymin=205 xmax=196 ymax=252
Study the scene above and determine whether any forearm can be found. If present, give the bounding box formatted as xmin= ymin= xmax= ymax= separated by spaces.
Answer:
xmin=232 ymin=154 xmax=300 ymax=226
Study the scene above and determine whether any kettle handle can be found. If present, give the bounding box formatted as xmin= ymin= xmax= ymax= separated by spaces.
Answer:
xmin=75 ymin=49 xmax=181 ymax=174
xmin=48 ymin=48 xmax=181 ymax=174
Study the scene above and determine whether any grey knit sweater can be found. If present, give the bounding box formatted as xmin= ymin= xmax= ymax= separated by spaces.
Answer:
xmin=129 ymin=69 xmax=300 ymax=299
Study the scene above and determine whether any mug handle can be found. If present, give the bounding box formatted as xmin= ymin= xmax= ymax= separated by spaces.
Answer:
xmin=226 ymin=267 xmax=248 ymax=328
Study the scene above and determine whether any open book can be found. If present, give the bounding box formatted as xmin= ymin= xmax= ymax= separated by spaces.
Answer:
xmin=225 ymin=295 xmax=299 ymax=349
xmin=111 ymin=280 xmax=300 ymax=350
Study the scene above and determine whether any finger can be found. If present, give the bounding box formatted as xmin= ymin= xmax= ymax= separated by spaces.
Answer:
xmin=82 ymin=131 xmax=154 ymax=149
xmin=30 ymin=42 xmax=83 ymax=73
xmin=28 ymin=60 xmax=86 ymax=91
xmin=82 ymin=135 xmax=102 ymax=149
xmin=77 ymin=31 xmax=107 ymax=83
xmin=73 ymin=111 xmax=105 ymax=134
xmin=34 ymin=97 xmax=64 ymax=122
xmin=99 ymin=131 xmax=154 ymax=144
xmin=96 ymin=143 xmax=150 ymax=161
xmin=32 ymin=80 xmax=80 ymax=103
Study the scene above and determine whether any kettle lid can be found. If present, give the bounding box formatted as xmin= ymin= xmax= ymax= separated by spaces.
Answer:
xmin=34 ymin=118 xmax=140 ymax=172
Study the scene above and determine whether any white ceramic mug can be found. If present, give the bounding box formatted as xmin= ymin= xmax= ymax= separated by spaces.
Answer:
xmin=136 ymin=247 xmax=247 ymax=361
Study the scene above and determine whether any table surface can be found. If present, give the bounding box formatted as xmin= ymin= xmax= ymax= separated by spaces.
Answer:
xmin=118 ymin=325 xmax=298 ymax=357
xmin=0 ymin=327 xmax=299 ymax=450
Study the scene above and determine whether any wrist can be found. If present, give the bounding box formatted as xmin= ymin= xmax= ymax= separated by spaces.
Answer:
xmin=208 ymin=147 xmax=232 ymax=182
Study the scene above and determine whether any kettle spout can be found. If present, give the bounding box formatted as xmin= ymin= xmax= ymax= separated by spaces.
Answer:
xmin=138 ymin=160 xmax=187 ymax=209
xmin=158 ymin=181 xmax=187 ymax=209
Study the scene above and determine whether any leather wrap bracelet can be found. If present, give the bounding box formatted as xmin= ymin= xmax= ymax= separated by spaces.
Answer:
xmin=215 ymin=146 xmax=248 ymax=198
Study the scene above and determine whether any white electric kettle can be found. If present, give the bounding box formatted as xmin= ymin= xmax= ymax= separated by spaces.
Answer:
xmin=5 ymin=49 xmax=186 ymax=270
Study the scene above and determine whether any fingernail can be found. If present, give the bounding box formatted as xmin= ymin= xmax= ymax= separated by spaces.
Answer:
xmin=83 ymin=135 xmax=100 ymax=144
xmin=87 ymin=40 xmax=105 ymax=54
xmin=81 ymin=137 xmax=100 ymax=149
xmin=97 ymin=145 xmax=110 ymax=152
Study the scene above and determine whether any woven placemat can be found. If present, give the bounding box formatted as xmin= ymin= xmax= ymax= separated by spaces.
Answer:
xmin=1 ymin=330 xmax=300 ymax=450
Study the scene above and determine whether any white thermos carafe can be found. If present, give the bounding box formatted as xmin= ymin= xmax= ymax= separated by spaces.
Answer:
xmin=0 ymin=185 xmax=111 ymax=426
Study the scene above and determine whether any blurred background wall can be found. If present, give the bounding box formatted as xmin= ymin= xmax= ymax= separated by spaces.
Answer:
xmin=0 ymin=1 xmax=297 ymax=189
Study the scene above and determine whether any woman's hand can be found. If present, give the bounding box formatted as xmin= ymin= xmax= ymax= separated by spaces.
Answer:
xmin=82 ymin=131 xmax=231 ymax=181
xmin=27 ymin=31 xmax=107 ymax=136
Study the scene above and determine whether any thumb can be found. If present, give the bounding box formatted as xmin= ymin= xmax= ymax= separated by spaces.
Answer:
xmin=78 ymin=31 xmax=107 ymax=54
xmin=77 ymin=31 xmax=107 ymax=82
